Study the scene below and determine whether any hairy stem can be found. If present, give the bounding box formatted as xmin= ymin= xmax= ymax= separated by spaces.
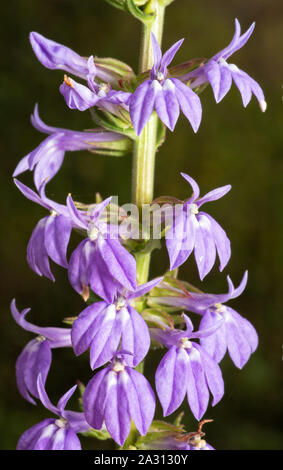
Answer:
xmin=132 ymin=1 xmax=165 ymax=284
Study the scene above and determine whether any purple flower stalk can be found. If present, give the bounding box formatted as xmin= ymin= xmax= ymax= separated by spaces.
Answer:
xmin=165 ymin=173 xmax=231 ymax=278
xmin=17 ymin=375 xmax=89 ymax=450
xmin=13 ymin=105 xmax=126 ymax=190
xmin=129 ymin=34 xmax=202 ymax=135
xmin=83 ymin=353 xmax=156 ymax=446
xmin=72 ymin=277 xmax=162 ymax=369
xmin=152 ymin=315 xmax=224 ymax=420
xmin=183 ymin=19 xmax=267 ymax=112
xmin=11 ymin=300 xmax=71 ymax=404
xmin=67 ymin=195 xmax=137 ymax=302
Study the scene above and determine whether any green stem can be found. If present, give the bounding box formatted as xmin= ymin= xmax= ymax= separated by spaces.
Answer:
xmin=132 ymin=1 xmax=165 ymax=284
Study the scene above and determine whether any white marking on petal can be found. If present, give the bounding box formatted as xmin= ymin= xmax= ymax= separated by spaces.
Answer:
xmin=162 ymin=79 xmax=175 ymax=92
xmin=228 ymin=63 xmax=240 ymax=72
xmin=151 ymin=80 xmax=162 ymax=92
xmin=40 ymin=424 xmax=56 ymax=439
xmin=106 ymin=370 xmax=118 ymax=388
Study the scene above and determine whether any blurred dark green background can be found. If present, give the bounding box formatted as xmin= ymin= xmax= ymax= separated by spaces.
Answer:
xmin=1 ymin=0 xmax=282 ymax=450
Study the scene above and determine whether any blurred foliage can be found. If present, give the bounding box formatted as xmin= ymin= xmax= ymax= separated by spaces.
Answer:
xmin=1 ymin=0 xmax=283 ymax=450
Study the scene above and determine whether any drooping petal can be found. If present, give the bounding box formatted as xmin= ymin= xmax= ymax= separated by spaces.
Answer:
xmin=88 ymin=250 xmax=119 ymax=303
xmin=154 ymin=80 xmax=180 ymax=131
xmin=25 ymin=134 xmax=65 ymax=190
xmin=104 ymin=370 xmax=131 ymax=446
xmin=204 ymin=60 xmax=221 ymax=101
xmin=199 ymin=310 xmax=227 ymax=363
xmin=129 ymin=80 xmax=156 ymax=136
xmin=36 ymin=374 xmax=59 ymax=415
xmin=44 ymin=214 xmax=72 ymax=268
xmin=165 ymin=209 xmax=186 ymax=270
xmin=126 ymin=367 xmax=156 ymax=436
xmin=204 ymin=213 xmax=231 ymax=272
xmin=195 ymin=344 xmax=224 ymax=406
xmin=71 ymin=301 xmax=109 ymax=356
xmin=231 ymin=69 xmax=253 ymax=107
xmin=97 ymin=237 xmax=136 ymax=292
xmin=194 ymin=214 xmax=216 ymax=280
xmin=186 ymin=347 xmax=210 ymax=420
xmin=155 ymin=346 xmax=188 ymax=416
xmin=33 ymin=424 xmax=59 ymax=450
xmin=27 ymin=217 xmax=55 ymax=281
xmin=16 ymin=338 xmax=51 ymax=404
xmin=224 ymin=308 xmax=258 ymax=368
xmin=59 ymin=427 xmax=81 ymax=450
xmin=121 ymin=306 xmax=150 ymax=367
xmin=89 ymin=314 xmax=122 ymax=369
xmin=217 ymin=65 xmax=233 ymax=102
xmin=17 ymin=418 xmax=55 ymax=450
xmin=83 ymin=367 xmax=110 ymax=430
xmin=171 ymin=78 xmax=202 ymax=133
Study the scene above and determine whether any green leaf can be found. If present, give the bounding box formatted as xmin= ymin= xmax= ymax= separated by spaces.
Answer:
xmin=125 ymin=0 xmax=156 ymax=25
xmin=156 ymin=119 xmax=166 ymax=151
xmin=104 ymin=0 xmax=126 ymax=11
xmin=90 ymin=109 xmax=136 ymax=139
xmin=82 ymin=428 xmax=112 ymax=440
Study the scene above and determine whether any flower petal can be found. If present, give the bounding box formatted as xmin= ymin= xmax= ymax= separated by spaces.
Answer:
xmin=44 ymin=214 xmax=72 ymax=268
xmin=171 ymin=79 xmax=202 ymax=133
xmin=155 ymin=346 xmax=188 ymax=416
xmin=155 ymin=80 xmax=180 ymax=131
xmin=129 ymin=80 xmax=156 ymax=136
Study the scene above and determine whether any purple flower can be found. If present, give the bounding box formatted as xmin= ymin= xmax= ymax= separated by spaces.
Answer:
xmin=183 ymin=19 xmax=266 ymax=112
xmin=60 ymin=74 xmax=130 ymax=112
xmin=13 ymin=105 xmax=126 ymax=190
xmin=152 ymin=315 xmax=224 ymax=420
xmin=83 ymin=354 xmax=156 ymax=446
xmin=14 ymin=179 xmax=76 ymax=281
xmin=29 ymin=31 xmax=95 ymax=80
xmin=72 ymin=277 xmax=162 ymax=369
xmin=196 ymin=272 xmax=258 ymax=369
xmin=29 ymin=31 xmax=130 ymax=85
xmin=11 ymin=300 xmax=71 ymax=404
xmin=67 ymin=195 xmax=137 ymax=302
xmin=165 ymin=173 xmax=231 ymax=278
xmin=129 ymin=34 xmax=202 ymax=135
xmin=153 ymin=272 xmax=258 ymax=369
xmin=17 ymin=375 xmax=89 ymax=450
